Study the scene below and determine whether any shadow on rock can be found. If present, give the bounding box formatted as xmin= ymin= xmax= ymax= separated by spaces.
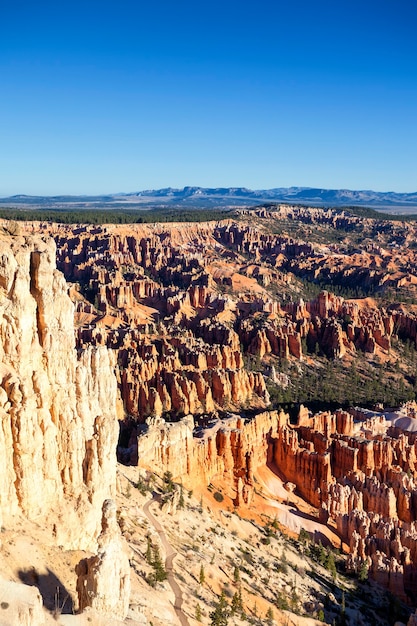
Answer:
xmin=18 ymin=567 xmax=74 ymax=614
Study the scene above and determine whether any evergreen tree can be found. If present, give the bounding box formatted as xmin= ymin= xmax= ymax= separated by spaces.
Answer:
xmin=210 ymin=591 xmax=229 ymax=626
xmin=199 ymin=563 xmax=206 ymax=585
xmin=179 ymin=483 xmax=185 ymax=509
xmin=145 ymin=537 xmax=152 ymax=564
xmin=358 ymin=560 xmax=368 ymax=582
xmin=152 ymin=546 xmax=167 ymax=582
xmin=326 ymin=550 xmax=337 ymax=582
xmin=233 ymin=565 xmax=240 ymax=584
xmin=231 ymin=588 xmax=243 ymax=615
xmin=163 ymin=471 xmax=174 ymax=492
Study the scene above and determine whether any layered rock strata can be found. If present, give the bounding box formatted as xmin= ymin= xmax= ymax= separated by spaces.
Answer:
xmin=270 ymin=406 xmax=417 ymax=603
xmin=0 ymin=234 xmax=119 ymax=550
xmin=135 ymin=398 xmax=417 ymax=603
xmin=136 ymin=410 xmax=285 ymax=505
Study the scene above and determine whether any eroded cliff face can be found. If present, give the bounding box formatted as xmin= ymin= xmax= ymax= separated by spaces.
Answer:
xmin=12 ymin=217 xmax=417 ymax=425
xmin=137 ymin=409 xmax=285 ymax=505
xmin=0 ymin=234 xmax=119 ymax=550
xmin=270 ymin=405 xmax=417 ymax=604
xmin=134 ymin=397 xmax=417 ymax=605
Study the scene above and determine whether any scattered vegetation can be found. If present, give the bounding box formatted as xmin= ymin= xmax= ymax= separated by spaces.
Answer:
xmin=145 ymin=538 xmax=167 ymax=586
xmin=267 ymin=350 xmax=416 ymax=412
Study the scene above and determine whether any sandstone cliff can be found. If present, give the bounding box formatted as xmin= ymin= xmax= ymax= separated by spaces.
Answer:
xmin=0 ymin=234 xmax=119 ymax=550
xmin=136 ymin=410 xmax=285 ymax=505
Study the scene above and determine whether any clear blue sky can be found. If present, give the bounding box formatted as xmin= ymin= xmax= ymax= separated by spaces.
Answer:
xmin=1 ymin=0 xmax=416 ymax=195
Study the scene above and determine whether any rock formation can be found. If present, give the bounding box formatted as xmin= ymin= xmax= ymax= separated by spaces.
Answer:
xmin=5 ymin=206 xmax=417 ymax=614
xmin=0 ymin=579 xmax=44 ymax=626
xmin=136 ymin=410 xmax=285 ymax=504
xmin=269 ymin=406 xmax=417 ymax=603
xmin=0 ymin=233 xmax=119 ymax=550
xmin=19 ymin=220 xmax=410 ymax=422
xmin=76 ymin=499 xmax=131 ymax=619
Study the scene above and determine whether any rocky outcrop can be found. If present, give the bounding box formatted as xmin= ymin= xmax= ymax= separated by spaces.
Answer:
xmin=137 ymin=410 xmax=285 ymax=504
xmin=266 ymin=405 xmax=417 ymax=603
xmin=76 ymin=499 xmax=131 ymax=619
xmin=0 ymin=234 xmax=119 ymax=550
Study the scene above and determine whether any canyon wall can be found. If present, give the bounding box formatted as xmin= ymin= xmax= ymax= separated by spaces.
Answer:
xmin=270 ymin=406 xmax=417 ymax=603
xmin=0 ymin=234 xmax=120 ymax=550
xmin=136 ymin=409 xmax=286 ymax=505
xmin=134 ymin=397 xmax=417 ymax=604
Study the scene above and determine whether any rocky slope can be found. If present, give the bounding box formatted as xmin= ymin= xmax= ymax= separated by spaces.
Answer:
xmin=133 ymin=402 xmax=417 ymax=609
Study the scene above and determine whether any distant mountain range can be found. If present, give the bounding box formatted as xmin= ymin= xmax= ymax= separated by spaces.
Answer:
xmin=2 ymin=186 xmax=417 ymax=212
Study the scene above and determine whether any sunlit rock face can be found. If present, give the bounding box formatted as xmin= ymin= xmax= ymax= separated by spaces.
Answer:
xmin=76 ymin=499 xmax=131 ymax=619
xmin=0 ymin=234 xmax=119 ymax=550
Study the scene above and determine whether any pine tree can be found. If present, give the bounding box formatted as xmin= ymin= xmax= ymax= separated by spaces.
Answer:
xmin=163 ymin=471 xmax=174 ymax=492
xmin=231 ymin=588 xmax=243 ymax=614
xmin=358 ymin=560 xmax=368 ymax=582
xmin=210 ymin=590 xmax=229 ymax=626
xmin=178 ymin=483 xmax=185 ymax=509
xmin=233 ymin=565 xmax=240 ymax=584
xmin=145 ymin=537 xmax=152 ymax=564
xmin=326 ymin=550 xmax=337 ymax=582
xmin=266 ymin=606 xmax=274 ymax=625
xmin=152 ymin=546 xmax=167 ymax=582
xmin=199 ymin=563 xmax=205 ymax=585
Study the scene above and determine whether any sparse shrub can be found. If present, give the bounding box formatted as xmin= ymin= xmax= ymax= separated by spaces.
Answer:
xmin=233 ymin=565 xmax=240 ymax=583
xmin=178 ymin=484 xmax=185 ymax=509
xmin=298 ymin=527 xmax=310 ymax=545
xmin=214 ymin=491 xmax=224 ymax=503
xmin=1 ymin=602 xmax=9 ymax=610
xmin=266 ymin=606 xmax=274 ymax=625
xmin=358 ymin=560 xmax=368 ymax=582
xmin=231 ymin=588 xmax=243 ymax=614
xmin=275 ymin=591 xmax=289 ymax=610
xmin=163 ymin=471 xmax=174 ymax=492
xmin=135 ymin=476 xmax=149 ymax=495
xmin=196 ymin=603 xmax=202 ymax=622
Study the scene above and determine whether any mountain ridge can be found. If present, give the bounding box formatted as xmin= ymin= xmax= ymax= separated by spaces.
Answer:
xmin=2 ymin=186 xmax=417 ymax=211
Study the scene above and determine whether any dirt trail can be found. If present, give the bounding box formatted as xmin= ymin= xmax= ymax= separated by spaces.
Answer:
xmin=143 ymin=496 xmax=190 ymax=626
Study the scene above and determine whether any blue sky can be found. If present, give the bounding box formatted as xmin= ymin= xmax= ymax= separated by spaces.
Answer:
xmin=1 ymin=0 xmax=416 ymax=195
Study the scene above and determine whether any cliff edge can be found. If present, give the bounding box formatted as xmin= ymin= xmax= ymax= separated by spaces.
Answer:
xmin=0 ymin=233 xmax=120 ymax=551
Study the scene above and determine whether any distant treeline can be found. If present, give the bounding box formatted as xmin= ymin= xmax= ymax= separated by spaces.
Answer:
xmin=0 ymin=207 xmax=234 ymax=224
